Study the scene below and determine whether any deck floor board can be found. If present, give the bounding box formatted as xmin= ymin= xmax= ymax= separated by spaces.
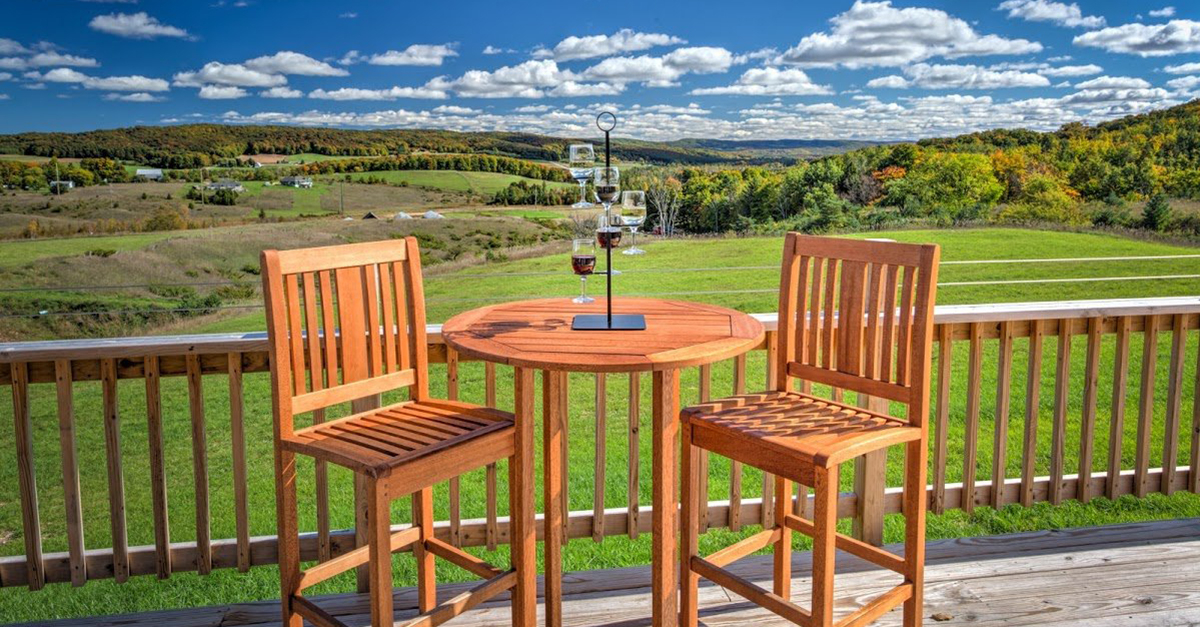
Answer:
xmin=24 ymin=518 xmax=1200 ymax=627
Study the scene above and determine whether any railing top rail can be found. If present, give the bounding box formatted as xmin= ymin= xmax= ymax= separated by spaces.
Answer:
xmin=1 ymin=295 xmax=1197 ymax=363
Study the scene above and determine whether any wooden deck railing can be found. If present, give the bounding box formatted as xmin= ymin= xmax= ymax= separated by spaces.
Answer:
xmin=1 ymin=296 xmax=1197 ymax=590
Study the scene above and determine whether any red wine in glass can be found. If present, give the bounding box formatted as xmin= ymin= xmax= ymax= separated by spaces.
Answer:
xmin=597 ymin=227 xmax=622 ymax=249
xmin=572 ymin=254 xmax=596 ymax=275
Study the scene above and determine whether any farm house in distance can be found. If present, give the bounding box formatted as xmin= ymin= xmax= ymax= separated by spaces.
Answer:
xmin=205 ymin=179 xmax=245 ymax=192
xmin=136 ymin=168 xmax=163 ymax=181
xmin=281 ymin=176 xmax=313 ymax=188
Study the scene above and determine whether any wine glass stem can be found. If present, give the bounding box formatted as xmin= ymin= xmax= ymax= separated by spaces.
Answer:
xmin=580 ymin=276 xmax=587 ymax=299
xmin=578 ymin=183 xmax=586 ymax=204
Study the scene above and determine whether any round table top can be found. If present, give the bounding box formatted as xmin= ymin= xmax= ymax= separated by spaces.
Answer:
xmin=440 ymin=298 xmax=765 ymax=373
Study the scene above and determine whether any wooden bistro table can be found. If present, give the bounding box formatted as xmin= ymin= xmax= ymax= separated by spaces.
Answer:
xmin=441 ymin=297 xmax=764 ymax=627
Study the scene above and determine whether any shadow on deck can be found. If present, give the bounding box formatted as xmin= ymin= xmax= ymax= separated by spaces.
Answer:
xmin=28 ymin=518 xmax=1200 ymax=627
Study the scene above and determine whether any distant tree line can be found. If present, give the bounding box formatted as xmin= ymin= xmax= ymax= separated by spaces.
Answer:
xmin=615 ymin=100 xmax=1200 ymax=239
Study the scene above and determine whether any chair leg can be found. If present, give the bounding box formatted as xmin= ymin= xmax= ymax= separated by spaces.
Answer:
xmin=274 ymin=448 xmax=302 ymax=627
xmin=773 ymin=475 xmax=792 ymax=599
xmin=903 ymin=439 xmax=928 ymax=627
xmin=811 ymin=464 xmax=839 ymax=627
xmin=679 ymin=424 xmax=700 ymax=627
xmin=413 ymin=487 xmax=435 ymax=613
xmin=366 ymin=480 xmax=394 ymax=627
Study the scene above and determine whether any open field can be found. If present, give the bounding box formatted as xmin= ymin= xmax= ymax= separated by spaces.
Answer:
xmin=0 ymin=215 xmax=568 ymax=342
xmin=348 ymin=170 xmax=576 ymax=197
xmin=191 ymin=228 xmax=1200 ymax=333
xmin=0 ymin=228 xmax=1198 ymax=622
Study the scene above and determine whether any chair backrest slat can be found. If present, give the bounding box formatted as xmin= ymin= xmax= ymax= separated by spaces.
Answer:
xmin=775 ymin=233 xmax=939 ymax=426
xmin=262 ymin=237 xmax=428 ymax=434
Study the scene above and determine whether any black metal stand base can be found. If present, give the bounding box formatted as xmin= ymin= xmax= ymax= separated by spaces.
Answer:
xmin=571 ymin=314 xmax=646 ymax=331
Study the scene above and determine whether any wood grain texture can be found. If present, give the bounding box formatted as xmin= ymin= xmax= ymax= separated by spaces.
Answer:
xmin=991 ymin=321 xmax=1014 ymax=510
xmin=143 ymin=355 xmax=171 ymax=579
xmin=101 ymin=357 xmax=130 ymax=583
xmin=10 ymin=362 xmax=43 ymax=590
xmin=440 ymin=298 xmax=764 ymax=374
xmin=54 ymin=360 xmax=86 ymax=587
xmin=1050 ymin=319 xmax=1072 ymax=505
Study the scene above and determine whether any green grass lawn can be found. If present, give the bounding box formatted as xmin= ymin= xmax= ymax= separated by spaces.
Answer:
xmin=349 ymin=170 xmax=574 ymax=197
xmin=0 ymin=232 xmax=200 ymax=269
xmin=1 ymin=227 xmax=1198 ymax=622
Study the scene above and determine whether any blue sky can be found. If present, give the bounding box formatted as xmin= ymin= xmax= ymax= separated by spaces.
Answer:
xmin=0 ymin=0 xmax=1197 ymax=141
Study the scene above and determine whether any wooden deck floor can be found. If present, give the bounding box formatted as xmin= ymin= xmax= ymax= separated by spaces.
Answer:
xmin=29 ymin=518 xmax=1200 ymax=627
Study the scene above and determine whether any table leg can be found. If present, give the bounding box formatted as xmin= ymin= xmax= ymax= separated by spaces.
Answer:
xmin=652 ymin=369 xmax=681 ymax=627
xmin=542 ymin=370 xmax=566 ymax=627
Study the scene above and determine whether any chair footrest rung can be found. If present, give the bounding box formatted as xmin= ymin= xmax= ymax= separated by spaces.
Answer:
xmin=834 ymin=583 xmax=913 ymax=627
xmin=298 ymin=525 xmax=421 ymax=590
xmin=293 ymin=595 xmax=349 ymax=627
xmin=425 ymin=537 xmax=504 ymax=579
xmin=690 ymin=556 xmax=812 ymax=625
xmin=706 ymin=528 xmax=781 ymax=568
xmin=784 ymin=513 xmax=906 ymax=574
xmin=405 ymin=569 xmax=516 ymax=627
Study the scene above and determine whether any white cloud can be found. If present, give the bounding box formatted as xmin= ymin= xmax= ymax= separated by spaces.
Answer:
xmin=780 ymin=1 xmax=1042 ymax=68
xmin=1075 ymin=20 xmax=1200 ymax=56
xmin=866 ymin=63 xmax=1050 ymax=89
xmin=198 ymin=85 xmax=248 ymax=99
xmin=866 ymin=74 xmax=912 ymax=88
xmin=244 ymin=51 xmax=348 ymax=76
xmin=339 ymin=12 xmax=357 ymax=18
xmin=260 ymin=86 xmax=302 ymax=98
xmin=997 ymin=0 xmax=1105 ymax=28
xmin=30 ymin=68 xmax=169 ymax=91
xmin=581 ymin=47 xmax=733 ymax=87
xmin=1149 ymin=7 xmax=1176 ymax=18
xmin=103 ymin=92 xmax=165 ymax=102
xmin=690 ymin=67 xmax=832 ymax=95
xmin=1163 ymin=62 xmax=1200 ymax=74
xmin=532 ymin=29 xmax=685 ymax=61
xmin=38 ymin=68 xmax=90 ymax=83
xmin=431 ymin=105 xmax=481 ymax=115
xmin=89 ymin=12 xmax=191 ymax=39
xmin=1165 ymin=75 xmax=1200 ymax=90
xmin=1074 ymin=75 xmax=1151 ymax=89
xmin=547 ymin=81 xmax=624 ymax=97
xmin=513 ymin=104 xmax=551 ymax=113
xmin=27 ymin=52 xmax=100 ymax=68
xmin=308 ymin=86 xmax=448 ymax=100
xmin=0 ymin=39 xmax=28 ymax=55
xmin=1038 ymin=63 xmax=1102 ymax=77
xmin=1047 ymin=55 xmax=1073 ymax=62
xmin=361 ymin=44 xmax=458 ymax=66
xmin=428 ymin=59 xmax=587 ymax=98
xmin=0 ymin=72 xmax=10 ymax=81
xmin=482 ymin=45 xmax=515 ymax=55
xmin=732 ymin=48 xmax=782 ymax=66
xmin=0 ymin=94 xmax=10 ymax=100
xmin=174 ymin=62 xmax=286 ymax=87
xmin=0 ymin=58 xmax=27 ymax=70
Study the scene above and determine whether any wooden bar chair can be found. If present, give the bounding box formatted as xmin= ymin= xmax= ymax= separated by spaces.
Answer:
xmin=261 ymin=237 xmax=535 ymax=627
xmin=680 ymin=233 xmax=940 ymax=627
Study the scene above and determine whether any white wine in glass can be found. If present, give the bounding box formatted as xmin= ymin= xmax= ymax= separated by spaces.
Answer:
xmin=568 ymin=144 xmax=595 ymax=209
xmin=621 ymin=190 xmax=646 ymax=255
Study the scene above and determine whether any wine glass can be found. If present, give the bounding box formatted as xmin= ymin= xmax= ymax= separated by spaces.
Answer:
xmin=593 ymin=167 xmax=621 ymax=276
xmin=568 ymin=144 xmax=595 ymax=209
xmin=571 ymin=238 xmax=596 ymax=304
xmin=621 ymin=190 xmax=647 ymax=255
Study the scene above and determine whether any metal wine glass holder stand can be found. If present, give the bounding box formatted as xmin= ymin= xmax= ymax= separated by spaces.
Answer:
xmin=572 ymin=111 xmax=647 ymax=331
